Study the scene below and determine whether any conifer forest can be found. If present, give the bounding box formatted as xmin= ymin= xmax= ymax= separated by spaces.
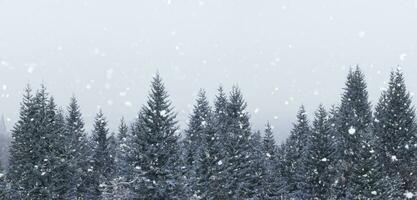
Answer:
xmin=1 ymin=1 xmax=417 ymax=200
xmin=1 ymin=67 xmax=417 ymax=199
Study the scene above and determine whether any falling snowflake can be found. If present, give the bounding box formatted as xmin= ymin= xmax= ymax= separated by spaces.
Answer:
xmin=404 ymin=191 xmax=414 ymax=199
xmin=400 ymin=53 xmax=407 ymax=61
xmin=348 ymin=127 xmax=356 ymax=135
xmin=391 ymin=155 xmax=398 ymax=162
xmin=217 ymin=160 xmax=223 ymax=166
xmin=27 ymin=64 xmax=36 ymax=74
xmin=124 ymin=101 xmax=132 ymax=107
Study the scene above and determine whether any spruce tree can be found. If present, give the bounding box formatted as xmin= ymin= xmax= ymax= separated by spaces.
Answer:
xmin=283 ymin=106 xmax=311 ymax=199
xmin=88 ymin=110 xmax=115 ymax=199
xmin=261 ymin=123 xmax=286 ymax=199
xmin=8 ymin=86 xmax=66 ymax=199
xmin=182 ymin=89 xmax=212 ymax=199
xmin=65 ymin=96 xmax=90 ymax=199
xmin=8 ymin=86 xmax=35 ymax=198
xmin=116 ymin=118 xmax=131 ymax=178
xmin=333 ymin=67 xmax=377 ymax=199
xmin=129 ymin=74 xmax=183 ymax=199
xmin=206 ymin=86 xmax=230 ymax=199
xmin=225 ymin=86 xmax=258 ymax=199
xmin=50 ymin=109 xmax=76 ymax=199
xmin=248 ymin=130 xmax=267 ymax=200
xmin=305 ymin=105 xmax=334 ymax=199
xmin=374 ymin=69 xmax=417 ymax=195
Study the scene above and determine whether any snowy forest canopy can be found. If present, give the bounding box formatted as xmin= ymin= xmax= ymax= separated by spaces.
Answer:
xmin=0 ymin=66 xmax=416 ymax=199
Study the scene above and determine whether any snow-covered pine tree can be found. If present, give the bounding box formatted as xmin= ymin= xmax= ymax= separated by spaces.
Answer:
xmin=205 ymin=86 xmax=230 ymax=199
xmin=111 ymin=117 xmax=134 ymax=199
xmin=129 ymin=74 xmax=184 ymax=199
xmin=283 ymin=106 xmax=311 ymax=199
xmin=305 ymin=105 xmax=334 ymax=199
xmin=65 ymin=96 xmax=90 ymax=199
xmin=8 ymin=86 xmax=35 ymax=199
xmin=248 ymin=130 xmax=267 ymax=200
xmin=101 ymin=132 xmax=117 ymax=199
xmin=332 ymin=66 xmax=377 ymax=199
xmin=182 ymin=89 xmax=212 ymax=199
xmin=225 ymin=86 xmax=258 ymax=199
xmin=261 ymin=122 xmax=286 ymax=199
xmin=374 ymin=69 xmax=417 ymax=196
xmin=88 ymin=110 xmax=115 ymax=199
xmin=8 ymin=86 xmax=65 ymax=199
xmin=50 ymin=108 xmax=76 ymax=199
xmin=116 ymin=118 xmax=131 ymax=178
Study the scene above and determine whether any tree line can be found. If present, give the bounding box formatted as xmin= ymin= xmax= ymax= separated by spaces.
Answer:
xmin=0 ymin=67 xmax=416 ymax=199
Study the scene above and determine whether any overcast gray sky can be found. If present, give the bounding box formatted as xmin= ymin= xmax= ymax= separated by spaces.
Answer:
xmin=1 ymin=0 xmax=417 ymax=141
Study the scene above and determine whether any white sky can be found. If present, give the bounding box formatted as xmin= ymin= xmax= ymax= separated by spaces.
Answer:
xmin=1 ymin=0 xmax=417 ymax=141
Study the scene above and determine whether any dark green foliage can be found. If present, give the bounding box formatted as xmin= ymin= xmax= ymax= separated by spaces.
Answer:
xmin=65 ymin=96 xmax=90 ymax=199
xmin=374 ymin=70 xmax=417 ymax=195
xmin=283 ymin=106 xmax=311 ymax=199
xmin=88 ymin=110 xmax=115 ymax=199
xmin=4 ymin=69 xmax=417 ymax=199
xmin=305 ymin=105 xmax=335 ymax=199
xmin=332 ymin=67 xmax=377 ymax=199
xmin=129 ymin=74 xmax=183 ymax=199
xmin=261 ymin=123 xmax=287 ymax=199
xmin=8 ymin=86 xmax=67 ymax=199
xmin=205 ymin=86 xmax=230 ymax=200
xmin=182 ymin=89 xmax=212 ymax=199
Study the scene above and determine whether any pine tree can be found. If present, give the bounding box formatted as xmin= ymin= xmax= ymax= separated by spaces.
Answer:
xmin=8 ymin=86 xmax=68 ymax=199
xmin=101 ymin=132 xmax=117 ymax=200
xmin=333 ymin=67 xmax=377 ymax=199
xmin=116 ymin=118 xmax=131 ymax=178
xmin=261 ymin=123 xmax=286 ymax=199
xmin=129 ymin=74 xmax=183 ymax=199
xmin=50 ymin=109 xmax=75 ymax=199
xmin=283 ymin=106 xmax=311 ymax=199
xmin=8 ymin=86 xmax=35 ymax=199
xmin=88 ymin=110 xmax=115 ymax=199
xmin=225 ymin=86 xmax=258 ymax=199
xmin=182 ymin=89 xmax=212 ymax=199
xmin=248 ymin=130 xmax=267 ymax=200
xmin=206 ymin=86 xmax=230 ymax=200
xmin=305 ymin=105 xmax=334 ymax=199
xmin=65 ymin=96 xmax=90 ymax=199
xmin=374 ymin=69 xmax=417 ymax=195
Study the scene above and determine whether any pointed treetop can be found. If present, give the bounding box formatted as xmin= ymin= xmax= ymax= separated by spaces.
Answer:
xmin=265 ymin=121 xmax=273 ymax=137
xmin=214 ymin=86 xmax=227 ymax=114
xmin=296 ymin=105 xmax=308 ymax=123
xmin=118 ymin=117 xmax=129 ymax=140
xmin=229 ymin=86 xmax=248 ymax=112
xmin=263 ymin=122 xmax=276 ymax=152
